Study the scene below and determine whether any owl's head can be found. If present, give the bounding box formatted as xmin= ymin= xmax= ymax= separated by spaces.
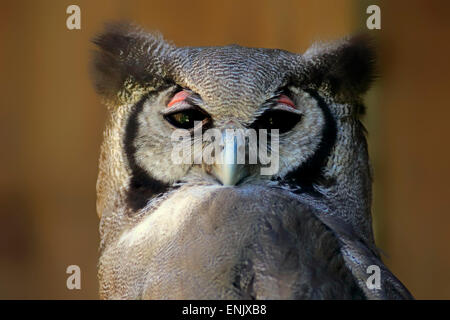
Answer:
xmin=92 ymin=22 xmax=381 ymax=299
xmin=93 ymin=22 xmax=376 ymax=251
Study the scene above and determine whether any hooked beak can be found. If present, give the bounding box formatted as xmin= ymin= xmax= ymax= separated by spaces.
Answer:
xmin=211 ymin=130 xmax=248 ymax=186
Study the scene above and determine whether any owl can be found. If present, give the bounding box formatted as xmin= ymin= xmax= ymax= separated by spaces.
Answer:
xmin=91 ymin=22 xmax=412 ymax=299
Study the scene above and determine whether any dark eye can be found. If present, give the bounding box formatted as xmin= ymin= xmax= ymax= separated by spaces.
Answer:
xmin=250 ymin=110 xmax=302 ymax=134
xmin=164 ymin=108 xmax=210 ymax=130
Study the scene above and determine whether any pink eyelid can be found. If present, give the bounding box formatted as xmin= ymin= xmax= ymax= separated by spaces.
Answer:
xmin=277 ymin=94 xmax=296 ymax=108
xmin=168 ymin=91 xmax=295 ymax=109
xmin=167 ymin=90 xmax=190 ymax=107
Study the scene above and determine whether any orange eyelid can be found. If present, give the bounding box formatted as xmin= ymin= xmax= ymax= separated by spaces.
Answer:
xmin=168 ymin=90 xmax=190 ymax=107
xmin=277 ymin=94 xmax=296 ymax=108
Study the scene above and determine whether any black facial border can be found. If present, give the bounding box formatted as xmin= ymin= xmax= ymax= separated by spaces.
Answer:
xmin=124 ymin=92 xmax=172 ymax=211
xmin=279 ymin=90 xmax=338 ymax=195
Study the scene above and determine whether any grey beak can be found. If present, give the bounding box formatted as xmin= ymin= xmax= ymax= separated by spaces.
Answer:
xmin=212 ymin=130 xmax=247 ymax=186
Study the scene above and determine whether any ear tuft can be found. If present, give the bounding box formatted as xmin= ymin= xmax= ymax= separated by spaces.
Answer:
xmin=303 ymin=34 xmax=376 ymax=98
xmin=90 ymin=22 xmax=174 ymax=105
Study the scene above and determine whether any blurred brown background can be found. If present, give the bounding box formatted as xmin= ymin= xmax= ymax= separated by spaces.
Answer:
xmin=0 ymin=0 xmax=449 ymax=299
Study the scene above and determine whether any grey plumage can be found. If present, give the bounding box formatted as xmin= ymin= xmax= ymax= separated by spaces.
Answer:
xmin=92 ymin=22 xmax=412 ymax=299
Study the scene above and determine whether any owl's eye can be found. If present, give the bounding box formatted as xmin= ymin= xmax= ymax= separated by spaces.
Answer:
xmin=250 ymin=109 xmax=302 ymax=134
xmin=164 ymin=108 xmax=210 ymax=130
xmin=250 ymin=93 xmax=302 ymax=133
xmin=163 ymin=88 xmax=211 ymax=130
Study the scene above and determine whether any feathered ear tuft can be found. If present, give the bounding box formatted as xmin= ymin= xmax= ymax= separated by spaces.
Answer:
xmin=302 ymin=34 xmax=377 ymax=98
xmin=90 ymin=22 xmax=174 ymax=105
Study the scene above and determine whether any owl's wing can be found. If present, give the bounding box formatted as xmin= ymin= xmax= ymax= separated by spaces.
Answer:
xmin=316 ymin=213 xmax=414 ymax=300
